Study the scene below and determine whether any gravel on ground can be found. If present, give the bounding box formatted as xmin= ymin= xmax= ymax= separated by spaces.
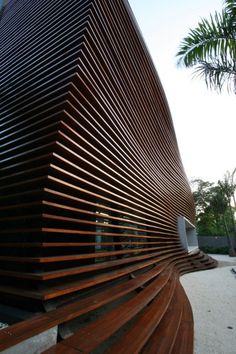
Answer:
xmin=181 ymin=254 xmax=236 ymax=354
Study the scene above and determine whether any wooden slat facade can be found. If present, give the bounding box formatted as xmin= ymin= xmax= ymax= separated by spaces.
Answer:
xmin=0 ymin=1 xmax=217 ymax=353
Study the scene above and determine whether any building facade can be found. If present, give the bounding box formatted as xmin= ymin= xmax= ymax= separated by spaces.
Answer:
xmin=0 ymin=2 xmax=218 ymax=353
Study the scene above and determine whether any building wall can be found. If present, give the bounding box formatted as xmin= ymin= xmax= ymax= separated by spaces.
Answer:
xmin=0 ymin=0 xmax=195 ymax=308
xmin=198 ymin=236 xmax=235 ymax=249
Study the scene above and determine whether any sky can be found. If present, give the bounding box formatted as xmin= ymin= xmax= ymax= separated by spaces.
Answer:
xmin=128 ymin=0 xmax=235 ymax=184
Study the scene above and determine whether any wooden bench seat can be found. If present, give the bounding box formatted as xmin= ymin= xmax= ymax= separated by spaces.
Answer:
xmin=0 ymin=250 xmax=217 ymax=353
xmin=104 ymin=275 xmax=178 ymax=354
xmin=43 ymin=267 xmax=175 ymax=353
xmin=171 ymin=284 xmax=194 ymax=354
xmin=0 ymin=260 xmax=170 ymax=351
xmin=106 ymin=275 xmax=182 ymax=354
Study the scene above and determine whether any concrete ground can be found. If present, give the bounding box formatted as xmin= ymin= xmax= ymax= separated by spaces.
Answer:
xmin=181 ymin=254 xmax=236 ymax=354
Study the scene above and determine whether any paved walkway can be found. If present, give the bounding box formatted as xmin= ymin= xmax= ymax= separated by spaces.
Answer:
xmin=181 ymin=254 xmax=236 ymax=354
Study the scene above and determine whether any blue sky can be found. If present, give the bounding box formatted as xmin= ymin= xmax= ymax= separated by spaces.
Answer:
xmin=129 ymin=0 xmax=235 ymax=183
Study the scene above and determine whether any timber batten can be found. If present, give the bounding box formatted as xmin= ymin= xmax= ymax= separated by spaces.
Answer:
xmin=0 ymin=1 xmax=216 ymax=353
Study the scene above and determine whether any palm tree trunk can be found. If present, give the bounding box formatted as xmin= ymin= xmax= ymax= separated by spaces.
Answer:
xmin=230 ymin=168 xmax=236 ymax=213
xmin=223 ymin=215 xmax=236 ymax=256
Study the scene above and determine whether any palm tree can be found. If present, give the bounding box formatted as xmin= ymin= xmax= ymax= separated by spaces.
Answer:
xmin=210 ymin=185 xmax=236 ymax=255
xmin=231 ymin=167 xmax=236 ymax=209
xmin=176 ymin=0 xmax=236 ymax=93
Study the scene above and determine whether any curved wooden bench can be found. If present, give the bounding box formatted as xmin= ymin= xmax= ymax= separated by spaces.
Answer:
xmin=0 ymin=250 xmax=217 ymax=354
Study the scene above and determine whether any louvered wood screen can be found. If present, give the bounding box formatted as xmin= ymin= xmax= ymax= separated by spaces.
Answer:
xmin=0 ymin=0 xmax=195 ymax=309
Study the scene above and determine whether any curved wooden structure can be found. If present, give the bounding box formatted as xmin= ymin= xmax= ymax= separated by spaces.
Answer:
xmin=0 ymin=0 xmax=217 ymax=353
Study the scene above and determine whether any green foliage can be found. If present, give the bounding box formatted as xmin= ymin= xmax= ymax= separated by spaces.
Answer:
xmin=191 ymin=171 xmax=236 ymax=238
xmin=196 ymin=211 xmax=224 ymax=236
xmin=199 ymin=246 xmax=229 ymax=254
xmin=176 ymin=0 xmax=236 ymax=93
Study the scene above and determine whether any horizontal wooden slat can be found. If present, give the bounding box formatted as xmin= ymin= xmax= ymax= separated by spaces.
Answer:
xmin=0 ymin=1 xmax=217 ymax=353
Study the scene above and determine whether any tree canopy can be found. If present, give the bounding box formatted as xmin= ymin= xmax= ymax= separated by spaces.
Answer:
xmin=191 ymin=171 xmax=236 ymax=242
xmin=176 ymin=0 xmax=236 ymax=93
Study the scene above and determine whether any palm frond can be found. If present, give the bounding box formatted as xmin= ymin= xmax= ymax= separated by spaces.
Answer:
xmin=176 ymin=10 xmax=236 ymax=67
xmin=176 ymin=1 xmax=236 ymax=93
xmin=224 ymin=0 xmax=236 ymax=18
xmin=192 ymin=55 xmax=236 ymax=93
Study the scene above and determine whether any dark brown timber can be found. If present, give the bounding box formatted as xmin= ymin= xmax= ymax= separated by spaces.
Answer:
xmin=0 ymin=1 xmax=217 ymax=353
